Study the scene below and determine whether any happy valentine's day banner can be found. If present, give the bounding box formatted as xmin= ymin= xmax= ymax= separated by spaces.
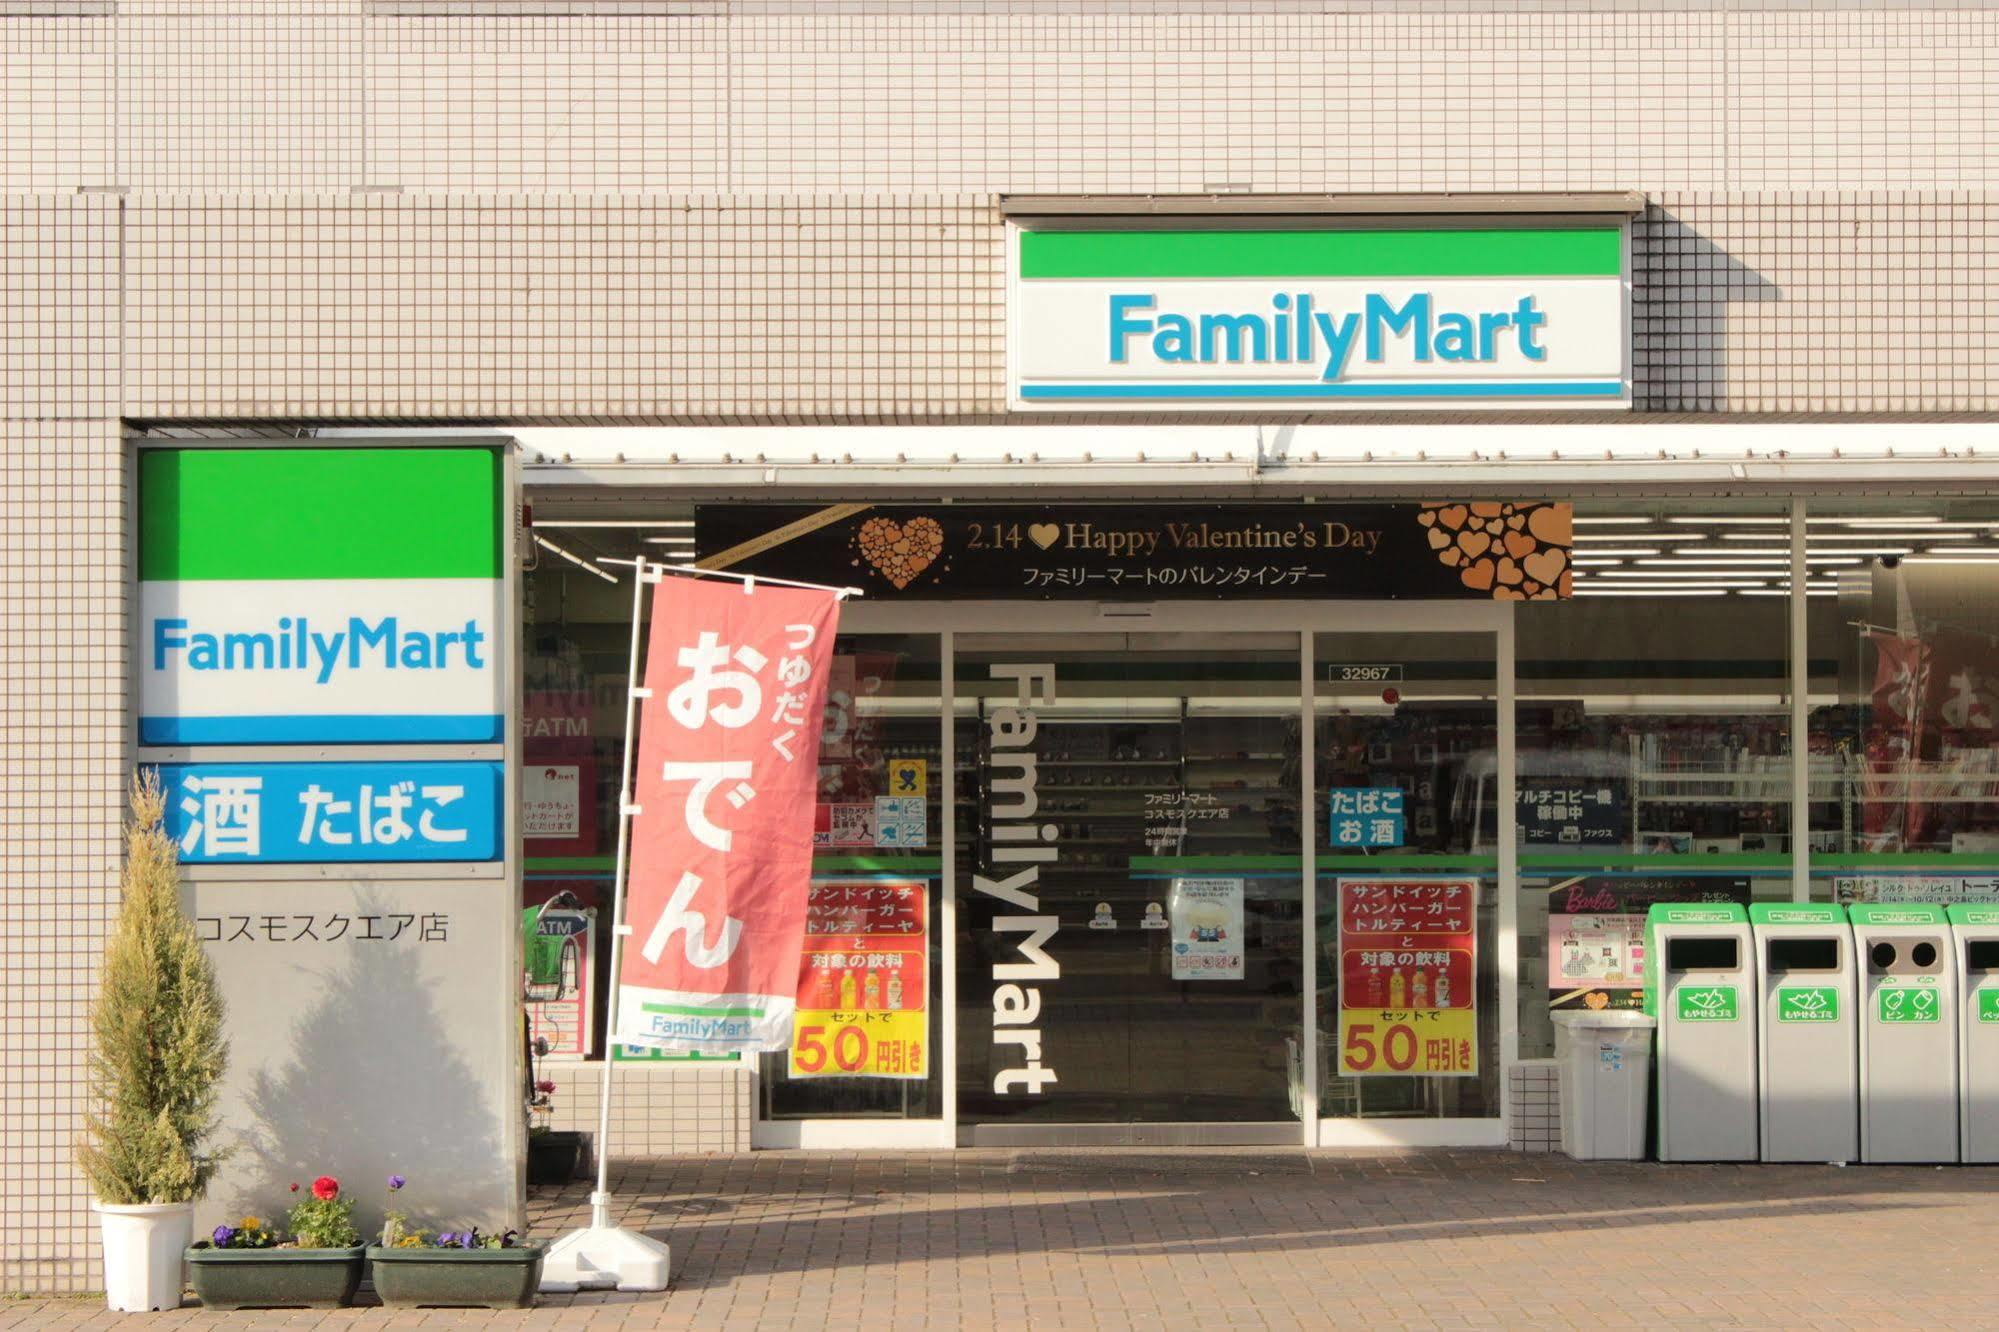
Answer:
xmin=696 ymin=503 xmax=1573 ymax=601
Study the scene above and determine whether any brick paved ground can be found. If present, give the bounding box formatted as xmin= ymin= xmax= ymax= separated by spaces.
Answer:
xmin=8 ymin=1149 xmax=1999 ymax=1330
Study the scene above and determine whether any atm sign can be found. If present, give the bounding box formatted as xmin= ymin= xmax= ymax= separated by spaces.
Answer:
xmin=1676 ymin=985 xmax=1738 ymax=1022
xmin=1776 ymin=986 xmax=1840 ymax=1024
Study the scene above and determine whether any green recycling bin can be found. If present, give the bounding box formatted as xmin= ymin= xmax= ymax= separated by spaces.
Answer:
xmin=1850 ymin=902 xmax=1959 ymax=1164
xmin=1750 ymin=903 xmax=1857 ymax=1164
xmin=1646 ymin=903 xmax=1758 ymax=1162
xmin=1948 ymin=904 xmax=1999 ymax=1163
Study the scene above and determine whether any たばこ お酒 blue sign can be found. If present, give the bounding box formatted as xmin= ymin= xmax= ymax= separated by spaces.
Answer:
xmin=1329 ymin=788 xmax=1406 ymax=848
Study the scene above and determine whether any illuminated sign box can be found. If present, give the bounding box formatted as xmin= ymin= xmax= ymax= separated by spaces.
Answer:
xmin=1008 ymin=225 xmax=1630 ymax=412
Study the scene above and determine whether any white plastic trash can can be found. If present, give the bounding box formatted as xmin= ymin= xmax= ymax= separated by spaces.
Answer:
xmin=1553 ymin=1010 xmax=1657 ymax=1160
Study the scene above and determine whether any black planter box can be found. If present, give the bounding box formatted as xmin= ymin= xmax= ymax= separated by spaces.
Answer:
xmin=527 ymin=1129 xmax=585 ymax=1185
xmin=367 ymin=1242 xmax=546 ymax=1309
xmin=185 ymin=1245 xmax=365 ymax=1310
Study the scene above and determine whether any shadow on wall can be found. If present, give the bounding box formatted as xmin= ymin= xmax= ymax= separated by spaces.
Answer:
xmin=1632 ymin=206 xmax=1781 ymax=412
xmin=218 ymin=888 xmax=504 ymax=1235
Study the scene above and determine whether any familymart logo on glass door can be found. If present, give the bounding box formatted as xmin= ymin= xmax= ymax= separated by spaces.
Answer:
xmin=1010 ymin=226 xmax=1629 ymax=411
xmin=138 ymin=448 xmax=506 ymax=745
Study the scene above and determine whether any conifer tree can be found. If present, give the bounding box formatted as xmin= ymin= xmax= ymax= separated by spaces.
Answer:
xmin=77 ymin=770 xmax=228 ymax=1204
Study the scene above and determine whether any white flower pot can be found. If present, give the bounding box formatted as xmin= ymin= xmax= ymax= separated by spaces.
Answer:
xmin=94 ymin=1200 xmax=192 ymax=1312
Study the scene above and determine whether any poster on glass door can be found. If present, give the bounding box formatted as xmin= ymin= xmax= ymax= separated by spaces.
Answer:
xmin=1169 ymin=877 xmax=1245 ymax=980
xmin=1337 ymin=878 xmax=1478 ymax=1077
xmin=789 ymin=878 xmax=929 ymax=1080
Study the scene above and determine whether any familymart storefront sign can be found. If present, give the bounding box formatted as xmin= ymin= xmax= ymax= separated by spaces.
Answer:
xmin=1008 ymin=225 xmax=1630 ymax=410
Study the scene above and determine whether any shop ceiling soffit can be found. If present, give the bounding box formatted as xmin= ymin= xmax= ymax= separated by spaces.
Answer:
xmin=506 ymin=421 xmax=1999 ymax=495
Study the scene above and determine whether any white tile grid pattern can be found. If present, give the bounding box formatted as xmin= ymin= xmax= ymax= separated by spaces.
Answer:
xmin=111 ymin=192 xmax=1999 ymax=420
xmin=0 ymin=194 xmax=123 ymax=1294
xmin=7 ymin=4 xmax=1997 ymax=195
xmin=1508 ymin=1060 xmax=1562 ymax=1153
xmin=545 ymin=1062 xmax=754 ymax=1160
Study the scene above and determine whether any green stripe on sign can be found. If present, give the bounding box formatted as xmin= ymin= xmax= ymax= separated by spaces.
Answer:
xmin=139 ymin=448 xmax=504 ymax=581
xmin=1019 ymin=229 xmax=1622 ymax=279
xmin=640 ymin=1003 xmax=768 ymax=1019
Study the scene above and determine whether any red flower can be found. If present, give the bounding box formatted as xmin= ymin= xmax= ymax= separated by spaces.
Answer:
xmin=289 ymin=1183 xmax=300 ymax=1193
xmin=535 ymin=1080 xmax=557 ymax=1095
xmin=311 ymin=1176 xmax=339 ymax=1201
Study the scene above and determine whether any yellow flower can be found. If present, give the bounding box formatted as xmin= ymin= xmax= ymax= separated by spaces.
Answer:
xmin=240 ymin=1216 xmax=261 ymax=1229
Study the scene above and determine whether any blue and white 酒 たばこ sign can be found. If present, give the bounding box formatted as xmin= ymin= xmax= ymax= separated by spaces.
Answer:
xmin=159 ymin=761 xmax=503 ymax=863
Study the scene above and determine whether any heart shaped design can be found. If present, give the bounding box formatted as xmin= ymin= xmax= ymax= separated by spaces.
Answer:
xmin=1422 ymin=501 xmax=1575 ymax=601
xmin=855 ymin=516 xmax=945 ymax=590
xmin=1524 ymin=548 xmax=1567 ymax=587
xmin=1028 ymin=522 xmax=1061 ymax=550
xmin=1528 ymin=504 xmax=1573 ymax=545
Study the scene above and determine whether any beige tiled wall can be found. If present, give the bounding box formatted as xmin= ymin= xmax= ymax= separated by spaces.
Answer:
xmin=5 ymin=0 xmax=1999 ymax=1294
xmin=120 ymin=194 xmax=1008 ymax=422
xmin=546 ymin=1062 xmax=754 ymax=1161
xmin=111 ymin=191 xmax=1999 ymax=421
xmin=1508 ymin=1060 xmax=1562 ymax=1154
xmin=16 ymin=2 xmax=1996 ymax=196
xmin=1 ymin=192 xmax=124 ymax=1293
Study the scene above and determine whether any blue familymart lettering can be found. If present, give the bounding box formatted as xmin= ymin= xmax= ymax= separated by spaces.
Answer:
xmin=153 ymin=615 xmax=489 ymax=685
xmin=1108 ymin=292 xmax=1548 ymax=382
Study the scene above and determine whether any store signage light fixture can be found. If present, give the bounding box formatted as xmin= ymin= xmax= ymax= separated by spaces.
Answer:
xmin=1009 ymin=226 xmax=1629 ymax=410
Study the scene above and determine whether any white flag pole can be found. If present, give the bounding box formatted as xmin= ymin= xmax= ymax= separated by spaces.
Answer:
xmin=541 ymin=557 xmax=859 ymax=1293
xmin=540 ymin=557 xmax=671 ymax=1292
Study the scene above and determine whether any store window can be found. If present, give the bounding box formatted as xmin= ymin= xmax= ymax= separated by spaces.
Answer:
xmin=1806 ymin=501 xmax=1999 ymax=908
xmin=763 ymin=632 xmax=944 ymax=1120
xmin=521 ymin=546 xmax=945 ymax=1118
xmin=522 ymin=557 xmax=640 ymax=1063
xmin=1513 ymin=502 xmax=1799 ymax=1058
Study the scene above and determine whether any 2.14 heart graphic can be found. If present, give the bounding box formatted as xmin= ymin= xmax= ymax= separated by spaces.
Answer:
xmin=854 ymin=515 xmax=945 ymax=589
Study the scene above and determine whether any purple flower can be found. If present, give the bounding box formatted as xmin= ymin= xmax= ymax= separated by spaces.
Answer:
xmin=212 ymin=1225 xmax=235 ymax=1247
xmin=387 ymin=1174 xmax=405 ymax=1191
xmin=459 ymin=1231 xmax=477 ymax=1250
xmin=435 ymin=1232 xmax=457 ymax=1248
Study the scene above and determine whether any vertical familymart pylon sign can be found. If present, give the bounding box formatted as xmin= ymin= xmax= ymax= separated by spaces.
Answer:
xmin=138 ymin=448 xmax=506 ymax=744
xmin=1007 ymin=226 xmax=1630 ymax=411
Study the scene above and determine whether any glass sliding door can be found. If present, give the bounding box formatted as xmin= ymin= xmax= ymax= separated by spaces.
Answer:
xmin=1313 ymin=630 xmax=1503 ymax=1128
xmin=953 ymin=632 xmax=1306 ymax=1141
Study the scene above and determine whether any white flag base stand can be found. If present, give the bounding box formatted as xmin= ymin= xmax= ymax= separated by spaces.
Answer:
xmin=538 ymin=1193 xmax=671 ymax=1293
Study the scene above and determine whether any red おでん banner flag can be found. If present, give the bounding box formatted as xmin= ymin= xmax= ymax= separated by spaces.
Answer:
xmin=615 ymin=575 xmax=843 ymax=1053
